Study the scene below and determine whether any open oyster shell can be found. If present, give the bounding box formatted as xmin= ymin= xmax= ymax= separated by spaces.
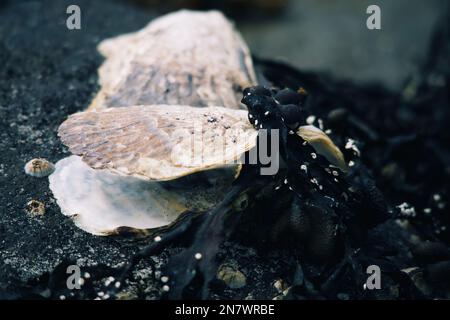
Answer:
xmin=49 ymin=10 xmax=257 ymax=235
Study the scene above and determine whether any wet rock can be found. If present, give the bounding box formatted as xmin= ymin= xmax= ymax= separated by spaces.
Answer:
xmin=273 ymin=279 xmax=288 ymax=293
xmin=413 ymin=241 xmax=450 ymax=264
xmin=425 ymin=261 xmax=450 ymax=284
xmin=327 ymin=108 xmax=348 ymax=128
xmin=217 ymin=264 xmax=246 ymax=289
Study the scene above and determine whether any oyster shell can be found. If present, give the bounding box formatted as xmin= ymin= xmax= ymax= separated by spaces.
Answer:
xmin=58 ymin=105 xmax=257 ymax=181
xmin=49 ymin=156 xmax=235 ymax=235
xmin=88 ymin=10 xmax=256 ymax=111
xmin=50 ymin=10 xmax=257 ymax=235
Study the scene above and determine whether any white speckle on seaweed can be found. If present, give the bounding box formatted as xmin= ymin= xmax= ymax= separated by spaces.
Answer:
xmin=306 ymin=115 xmax=316 ymax=124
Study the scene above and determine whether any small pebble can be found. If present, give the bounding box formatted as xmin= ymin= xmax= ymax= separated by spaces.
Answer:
xmin=217 ymin=265 xmax=246 ymax=289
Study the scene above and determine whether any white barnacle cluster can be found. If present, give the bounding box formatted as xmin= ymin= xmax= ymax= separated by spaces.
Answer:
xmin=306 ymin=174 xmax=323 ymax=190
xmin=104 ymin=276 xmax=115 ymax=287
xmin=96 ymin=291 xmax=110 ymax=300
xmin=397 ymin=202 xmax=416 ymax=217
xmin=433 ymin=193 xmax=446 ymax=210
xmin=306 ymin=115 xmax=316 ymax=125
xmin=435 ymin=225 xmax=447 ymax=235
xmin=345 ymin=138 xmax=361 ymax=157
xmin=324 ymin=166 xmax=339 ymax=177
xmin=26 ymin=200 xmax=46 ymax=216
xmin=306 ymin=115 xmax=325 ymax=131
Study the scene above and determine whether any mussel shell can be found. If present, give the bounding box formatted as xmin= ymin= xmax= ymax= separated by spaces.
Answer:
xmin=274 ymin=88 xmax=304 ymax=105
xmin=279 ymin=104 xmax=303 ymax=125
xmin=243 ymin=85 xmax=272 ymax=97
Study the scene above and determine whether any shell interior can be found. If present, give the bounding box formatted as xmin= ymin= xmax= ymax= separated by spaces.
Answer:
xmin=49 ymin=156 xmax=236 ymax=235
xmin=297 ymin=125 xmax=348 ymax=172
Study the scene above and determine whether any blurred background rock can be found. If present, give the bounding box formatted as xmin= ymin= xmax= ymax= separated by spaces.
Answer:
xmin=126 ymin=0 xmax=447 ymax=90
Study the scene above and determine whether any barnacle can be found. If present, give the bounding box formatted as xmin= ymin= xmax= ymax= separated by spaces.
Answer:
xmin=24 ymin=158 xmax=55 ymax=177
xmin=26 ymin=200 xmax=45 ymax=216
